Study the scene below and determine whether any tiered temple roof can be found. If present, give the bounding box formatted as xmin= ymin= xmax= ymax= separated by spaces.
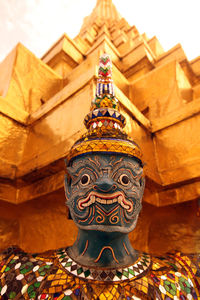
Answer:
xmin=0 ymin=0 xmax=200 ymax=254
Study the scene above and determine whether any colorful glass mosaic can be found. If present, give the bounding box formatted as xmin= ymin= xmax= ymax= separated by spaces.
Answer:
xmin=84 ymin=108 xmax=126 ymax=128
xmin=67 ymin=53 xmax=142 ymax=165
xmin=68 ymin=138 xmax=142 ymax=162
xmin=91 ymin=54 xmax=118 ymax=111
xmin=0 ymin=247 xmax=200 ymax=299
xmin=57 ymin=248 xmax=151 ymax=282
xmin=98 ymin=54 xmax=112 ymax=78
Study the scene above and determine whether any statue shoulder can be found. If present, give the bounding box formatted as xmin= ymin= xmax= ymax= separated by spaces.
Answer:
xmin=0 ymin=245 xmax=17 ymax=256
xmin=0 ymin=246 xmax=23 ymax=268
xmin=145 ymin=252 xmax=200 ymax=299
xmin=150 ymin=252 xmax=200 ymax=272
xmin=0 ymin=246 xmax=56 ymax=299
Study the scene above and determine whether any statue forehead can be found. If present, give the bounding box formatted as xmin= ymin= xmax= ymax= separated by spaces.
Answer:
xmin=70 ymin=153 xmax=141 ymax=168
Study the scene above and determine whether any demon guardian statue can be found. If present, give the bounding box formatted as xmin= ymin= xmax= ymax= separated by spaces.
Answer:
xmin=0 ymin=54 xmax=200 ymax=300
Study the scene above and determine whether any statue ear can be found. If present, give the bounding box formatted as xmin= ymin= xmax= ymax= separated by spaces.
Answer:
xmin=64 ymin=158 xmax=72 ymax=200
xmin=64 ymin=175 xmax=73 ymax=220
xmin=64 ymin=173 xmax=71 ymax=201
xmin=139 ymin=176 xmax=145 ymax=199
xmin=66 ymin=207 xmax=73 ymax=220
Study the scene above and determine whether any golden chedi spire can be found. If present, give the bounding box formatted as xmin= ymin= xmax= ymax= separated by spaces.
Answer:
xmin=94 ymin=0 xmax=121 ymax=21
xmin=80 ymin=0 xmax=121 ymax=34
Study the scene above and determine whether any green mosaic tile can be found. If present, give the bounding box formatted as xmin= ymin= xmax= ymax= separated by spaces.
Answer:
xmin=128 ymin=268 xmax=135 ymax=276
xmin=122 ymin=270 xmax=129 ymax=278
xmin=179 ymin=277 xmax=185 ymax=282
xmin=185 ymin=281 xmax=191 ymax=288
xmin=28 ymin=285 xmax=34 ymax=294
xmin=45 ymin=265 xmax=51 ymax=270
xmin=38 ymin=266 xmax=45 ymax=272
xmin=5 ymin=267 xmax=10 ymax=272
xmin=9 ymin=259 xmax=16 ymax=264
xmin=185 ymin=287 xmax=191 ymax=294
xmin=9 ymin=291 xmax=16 ymax=299
xmin=66 ymin=262 xmax=72 ymax=267
xmin=167 ymin=263 xmax=178 ymax=271
xmin=116 ymin=271 xmax=122 ymax=279
xmin=165 ymin=284 xmax=170 ymax=292
xmin=40 ymin=271 xmax=46 ymax=276
xmin=170 ymin=289 xmax=176 ymax=296
xmin=34 ymin=282 xmax=40 ymax=288
xmin=20 ymin=268 xmax=31 ymax=274
xmin=29 ymin=291 xmax=36 ymax=298
xmin=84 ymin=270 xmax=90 ymax=277
xmin=20 ymin=262 xmax=33 ymax=274
xmin=171 ymin=283 xmax=176 ymax=291
xmin=77 ymin=267 xmax=83 ymax=275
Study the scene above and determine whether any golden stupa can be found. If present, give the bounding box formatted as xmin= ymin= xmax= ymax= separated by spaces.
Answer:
xmin=0 ymin=0 xmax=200 ymax=254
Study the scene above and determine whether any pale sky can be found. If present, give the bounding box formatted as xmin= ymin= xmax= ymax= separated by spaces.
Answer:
xmin=0 ymin=0 xmax=200 ymax=62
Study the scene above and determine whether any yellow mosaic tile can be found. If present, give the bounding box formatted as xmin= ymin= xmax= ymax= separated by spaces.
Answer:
xmin=68 ymin=139 xmax=142 ymax=162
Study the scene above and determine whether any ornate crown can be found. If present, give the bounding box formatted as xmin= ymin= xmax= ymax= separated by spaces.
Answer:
xmin=67 ymin=54 xmax=142 ymax=164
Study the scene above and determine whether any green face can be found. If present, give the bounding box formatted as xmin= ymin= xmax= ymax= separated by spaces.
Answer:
xmin=65 ymin=153 xmax=145 ymax=233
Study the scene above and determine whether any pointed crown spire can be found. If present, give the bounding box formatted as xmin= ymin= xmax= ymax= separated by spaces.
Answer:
xmin=90 ymin=53 xmax=119 ymax=111
xmin=67 ymin=54 xmax=142 ymax=165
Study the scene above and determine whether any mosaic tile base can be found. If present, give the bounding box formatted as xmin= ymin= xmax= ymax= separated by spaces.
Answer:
xmin=57 ymin=248 xmax=151 ymax=282
xmin=0 ymin=248 xmax=200 ymax=299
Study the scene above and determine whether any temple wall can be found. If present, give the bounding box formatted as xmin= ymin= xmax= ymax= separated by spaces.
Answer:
xmin=0 ymin=193 xmax=199 ymax=255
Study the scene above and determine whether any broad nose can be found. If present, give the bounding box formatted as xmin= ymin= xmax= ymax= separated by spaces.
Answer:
xmin=93 ymin=177 xmax=117 ymax=193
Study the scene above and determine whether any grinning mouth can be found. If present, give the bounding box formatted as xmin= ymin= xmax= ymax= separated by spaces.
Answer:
xmin=78 ymin=191 xmax=133 ymax=213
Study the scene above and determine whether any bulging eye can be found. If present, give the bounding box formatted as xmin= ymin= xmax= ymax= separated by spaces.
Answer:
xmin=119 ymin=174 xmax=130 ymax=186
xmin=80 ymin=174 xmax=90 ymax=186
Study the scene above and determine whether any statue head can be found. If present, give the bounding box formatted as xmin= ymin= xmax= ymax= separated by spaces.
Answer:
xmin=65 ymin=153 xmax=144 ymax=233
xmin=65 ymin=54 xmax=145 ymax=234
